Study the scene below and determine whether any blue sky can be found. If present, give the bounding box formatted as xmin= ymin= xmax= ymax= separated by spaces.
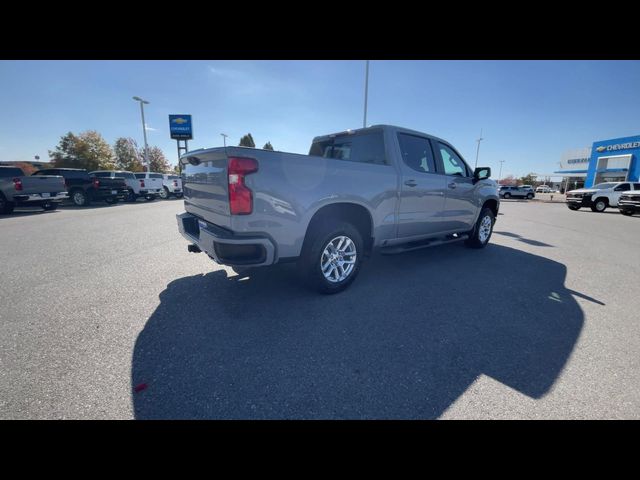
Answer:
xmin=1 ymin=60 xmax=639 ymax=178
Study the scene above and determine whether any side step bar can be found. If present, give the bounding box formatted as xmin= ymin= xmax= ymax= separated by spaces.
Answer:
xmin=380 ymin=233 xmax=469 ymax=255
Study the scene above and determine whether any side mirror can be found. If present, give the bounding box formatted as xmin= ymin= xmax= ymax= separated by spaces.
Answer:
xmin=474 ymin=167 xmax=491 ymax=182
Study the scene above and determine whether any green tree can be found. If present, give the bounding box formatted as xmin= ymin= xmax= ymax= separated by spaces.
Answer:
xmin=49 ymin=130 xmax=115 ymax=171
xmin=146 ymin=146 xmax=171 ymax=173
xmin=519 ymin=173 xmax=537 ymax=186
xmin=239 ymin=133 xmax=255 ymax=147
xmin=263 ymin=141 xmax=274 ymax=150
xmin=114 ymin=137 xmax=144 ymax=172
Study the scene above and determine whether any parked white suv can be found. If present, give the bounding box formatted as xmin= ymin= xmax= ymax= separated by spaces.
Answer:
xmin=536 ymin=185 xmax=551 ymax=193
xmin=566 ymin=181 xmax=640 ymax=212
xmin=133 ymin=172 xmax=164 ymax=201
xmin=160 ymin=174 xmax=183 ymax=199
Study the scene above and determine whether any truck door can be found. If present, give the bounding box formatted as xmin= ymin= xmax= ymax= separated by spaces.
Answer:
xmin=434 ymin=141 xmax=477 ymax=232
xmin=612 ymin=183 xmax=631 ymax=206
xmin=395 ymin=133 xmax=447 ymax=237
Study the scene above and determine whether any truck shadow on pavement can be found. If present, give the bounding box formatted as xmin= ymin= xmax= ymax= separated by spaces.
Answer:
xmin=132 ymin=243 xmax=585 ymax=419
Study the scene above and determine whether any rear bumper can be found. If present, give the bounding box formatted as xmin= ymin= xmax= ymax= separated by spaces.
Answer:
xmin=93 ymin=188 xmax=128 ymax=200
xmin=176 ymin=212 xmax=276 ymax=267
xmin=13 ymin=192 xmax=68 ymax=204
xmin=140 ymin=189 xmax=161 ymax=196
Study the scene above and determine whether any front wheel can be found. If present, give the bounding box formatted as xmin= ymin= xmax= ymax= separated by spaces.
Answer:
xmin=527 ymin=193 xmax=534 ymax=199
xmin=568 ymin=204 xmax=580 ymax=211
xmin=591 ymin=198 xmax=607 ymax=212
xmin=298 ymin=221 xmax=363 ymax=294
xmin=503 ymin=193 xmax=511 ymax=199
xmin=465 ymin=207 xmax=495 ymax=249
xmin=159 ymin=187 xmax=169 ymax=199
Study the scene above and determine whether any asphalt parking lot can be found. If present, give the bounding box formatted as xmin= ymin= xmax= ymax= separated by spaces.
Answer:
xmin=1 ymin=199 xmax=639 ymax=419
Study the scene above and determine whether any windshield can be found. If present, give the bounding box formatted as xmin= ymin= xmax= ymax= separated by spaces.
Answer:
xmin=593 ymin=183 xmax=617 ymax=190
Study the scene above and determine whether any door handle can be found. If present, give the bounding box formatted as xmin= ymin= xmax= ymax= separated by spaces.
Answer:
xmin=404 ymin=180 xmax=417 ymax=187
xmin=448 ymin=182 xmax=457 ymax=189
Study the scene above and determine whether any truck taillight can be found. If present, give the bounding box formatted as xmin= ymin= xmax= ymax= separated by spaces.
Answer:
xmin=93 ymin=178 xmax=100 ymax=189
xmin=228 ymin=157 xmax=258 ymax=215
xmin=139 ymin=179 xmax=145 ymax=188
xmin=13 ymin=178 xmax=23 ymax=191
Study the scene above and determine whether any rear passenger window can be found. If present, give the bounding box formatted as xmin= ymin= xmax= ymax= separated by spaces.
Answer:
xmin=634 ymin=183 xmax=640 ymax=189
xmin=149 ymin=173 xmax=163 ymax=179
xmin=135 ymin=173 xmax=145 ymax=179
xmin=397 ymin=134 xmax=436 ymax=173
xmin=92 ymin=172 xmax=111 ymax=178
xmin=310 ymin=131 xmax=387 ymax=165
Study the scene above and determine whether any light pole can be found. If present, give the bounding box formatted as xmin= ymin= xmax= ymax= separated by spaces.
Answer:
xmin=474 ymin=128 xmax=484 ymax=169
xmin=133 ymin=96 xmax=150 ymax=173
xmin=363 ymin=60 xmax=369 ymax=128
xmin=498 ymin=160 xmax=505 ymax=183
xmin=221 ymin=133 xmax=228 ymax=147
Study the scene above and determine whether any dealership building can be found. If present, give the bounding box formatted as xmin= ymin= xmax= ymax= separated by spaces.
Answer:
xmin=553 ymin=134 xmax=640 ymax=190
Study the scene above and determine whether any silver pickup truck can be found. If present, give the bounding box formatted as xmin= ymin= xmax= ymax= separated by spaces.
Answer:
xmin=177 ymin=124 xmax=500 ymax=293
xmin=0 ymin=166 xmax=67 ymax=214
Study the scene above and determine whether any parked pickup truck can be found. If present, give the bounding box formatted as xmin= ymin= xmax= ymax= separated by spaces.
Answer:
xmin=176 ymin=124 xmax=499 ymax=293
xmin=0 ymin=166 xmax=67 ymax=214
xmin=159 ymin=174 xmax=183 ymax=199
xmin=618 ymin=187 xmax=640 ymax=216
xmin=90 ymin=170 xmax=142 ymax=202
xmin=33 ymin=168 xmax=128 ymax=206
xmin=133 ymin=172 xmax=164 ymax=200
xmin=566 ymin=181 xmax=640 ymax=212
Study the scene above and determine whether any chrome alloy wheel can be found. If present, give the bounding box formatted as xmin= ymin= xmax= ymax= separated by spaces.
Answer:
xmin=320 ymin=235 xmax=357 ymax=283
xmin=73 ymin=191 xmax=86 ymax=206
xmin=478 ymin=215 xmax=493 ymax=243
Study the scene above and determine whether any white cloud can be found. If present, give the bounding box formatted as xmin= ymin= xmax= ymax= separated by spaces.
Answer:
xmin=145 ymin=124 xmax=157 ymax=131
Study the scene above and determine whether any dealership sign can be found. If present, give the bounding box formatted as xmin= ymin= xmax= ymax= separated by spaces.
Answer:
xmin=595 ymin=141 xmax=640 ymax=153
xmin=169 ymin=114 xmax=193 ymax=139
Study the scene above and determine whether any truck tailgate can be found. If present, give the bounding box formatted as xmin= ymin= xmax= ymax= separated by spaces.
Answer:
xmin=181 ymin=148 xmax=231 ymax=229
xmin=20 ymin=175 xmax=66 ymax=195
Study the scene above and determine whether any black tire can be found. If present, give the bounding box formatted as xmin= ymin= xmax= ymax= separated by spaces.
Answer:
xmin=0 ymin=193 xmax=14 ymax=215
xmin=620 ymin=209 xmax=634 ymax=216
xmin=503 ymin=192 xmax=511 ymax=199
xmin=42 ymin=203 xmax=58 ymax=211
xmin=591 ymin=198 xmax=607 ymax=212
xmin=527 ymin=193 xmax=534 ymax=199
xmin=145 ymin=195 xmax=155 ymax=202
xmin=105 ymin=197 xmax=117 ymax=204
xmin=465 ymin=207 xmax=495 ymax=249
xmin=70 ymin=189 xmax=90 ymax=207
xmin=568 ymin=204 xmax=580 ymax=211
xmin=124 ymin=190 xmax=135 ymax=202
xmin=159 ymin=187 xmax=169 ymax=199
xmin=175 ymin=193 xmax=183 ymax=199
xmin=298 ymin=221 xmax=364 ymax=294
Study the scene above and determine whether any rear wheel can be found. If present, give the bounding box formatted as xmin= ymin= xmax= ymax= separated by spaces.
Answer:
xmin=527 ymin=193 xmax=534 ymax=199
xmin=465 ymin=207 xmax=495 ymax=249
xmin=42 ymin=202 xmax=58 ymax=211
xmin=298 ymin=221 xmax=363 ymax=294
xmin=503 ymin=192 xmax=511 ymax=199
xmin=159 ymin=187 xmax=169 ymax=199
xmin=620 ymin=209 xmax=634 ymax=216
xmin=105 ymin=197 xmax=117 ymax=204
xmin=591 ymin=198 xmax=607 ymax=212
xmin=0 ymin=194 xmax=14 ymax=215
xmin=71 ymin=189 xmax=90 ymax=207
xmin=145 ymin=195 xmax=155 ymax=201
xmin=568 ymin=204 xmax=580 ymax=211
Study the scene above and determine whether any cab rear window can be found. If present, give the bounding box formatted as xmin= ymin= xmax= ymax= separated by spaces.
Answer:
xmin=309 ymin=131 xmax=387 ymax=165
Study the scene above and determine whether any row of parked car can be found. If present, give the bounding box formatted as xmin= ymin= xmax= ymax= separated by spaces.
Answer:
xmin=0 ymin=166 xmax=182 ymax=214
xmin=565 ymin=181 xmax=640 ymax=216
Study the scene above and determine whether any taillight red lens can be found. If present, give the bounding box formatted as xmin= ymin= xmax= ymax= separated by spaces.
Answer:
xmin=13 ymin=178 xmax=23 ymax=191
xmin=228 ymin=157 xmax=258 ymax=215
xmin=140 ymin=179 xmax=145 ymax=188
xmin=93 ymin=178 xmax=100 ymax=189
